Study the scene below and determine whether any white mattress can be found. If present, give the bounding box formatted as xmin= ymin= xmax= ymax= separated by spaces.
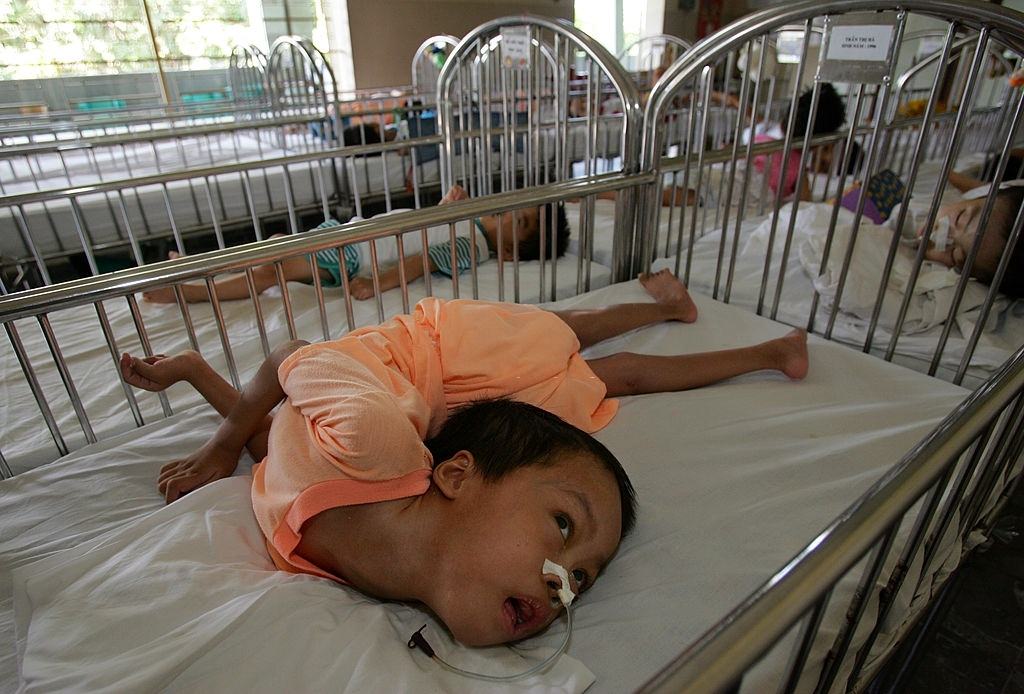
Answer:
xmin=0 ymin=251 xmax=612 ymax=473
xmin=0 ymin=280 xmax=974 ymax=692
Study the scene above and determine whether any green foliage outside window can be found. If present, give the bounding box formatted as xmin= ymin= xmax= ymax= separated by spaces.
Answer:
xmin=0 ymin=0 xmax=262 ymax=79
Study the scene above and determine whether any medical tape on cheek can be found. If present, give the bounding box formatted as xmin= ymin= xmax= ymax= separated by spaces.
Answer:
xmin=543 ymin=559 xmax=576 ymax=607
xmin=932 ymin=216 xmax=950 ymax=252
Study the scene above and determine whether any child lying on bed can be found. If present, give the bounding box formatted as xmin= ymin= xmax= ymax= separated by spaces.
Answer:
xmin=922 ymin=173 xmax=1024 ymax=297
xmin=142 ymin=184 xmax=570 ymax=304
xmin=834 ymin=169 xmax=1024 ymax=299
xmin=121 ymin=271 xmax=808 ymax=647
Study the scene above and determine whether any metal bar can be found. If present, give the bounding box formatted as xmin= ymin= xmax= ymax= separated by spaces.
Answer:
xmin=125 ymin=294 xmax=173 ymax=418
xmin=812 ymin=523 xmax=898 ymax=693
xmin=757 ymin=20 xmax=813 ymax=314
xmin=205 ymin=277 xmax=241 ymax=390
xmin=3 ymin=320 xmax=67 ymax=456
xmin=273 ymin=262 xmax=298 ymax=341
xmin=779 ymin=589 xmax=834 ymax=694
xmin=94 ymin=300 xmax=145 ymax=428
xmin=38 ymin=313 xmax=97 ymax=444
xmin=244 ymin=267 xmax=272 ymax=359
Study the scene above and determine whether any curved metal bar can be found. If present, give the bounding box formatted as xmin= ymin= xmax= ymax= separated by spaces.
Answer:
xmin=891 ymin=32 xmax=1014 ymax=117
xmin=411 ymin=34 xmax=459 ymax=93
xmin=439 ymin=15 xmax=643 ymax=178
xmin=617 ymin=34 xmax=693 ymax=75
xmin=229 ymin=44 xmax=269 ymax=108
xmin=267 ymin=36 xmax=338 ymax=119
xmin=439 ymin=15 xmax=642 ymax=280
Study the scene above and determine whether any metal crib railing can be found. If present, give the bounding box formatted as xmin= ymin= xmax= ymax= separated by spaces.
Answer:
xmin=631 ymin=0 xmax=1024 ymax=690
xmin=640 ymin=341 xmax=1024 ymax=693
xmin=0 ymin=172 xmax=650 ymax=475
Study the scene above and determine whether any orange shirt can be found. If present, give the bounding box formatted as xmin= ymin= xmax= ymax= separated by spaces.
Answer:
xmin=251 ymin=298 xmax=617 ymax=579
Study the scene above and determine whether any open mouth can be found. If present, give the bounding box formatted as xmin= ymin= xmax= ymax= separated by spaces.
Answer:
xmin=503 ymin=596 xmax=548 ymax=637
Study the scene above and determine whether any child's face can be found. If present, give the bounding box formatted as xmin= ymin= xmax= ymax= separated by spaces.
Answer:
xmin=921 ymin=198 xmax=1001 ymax=274
xmin=481 ymin=207 xmax=541 ymax=261
xmin=428 ymin=452 xmax=622 ymax=647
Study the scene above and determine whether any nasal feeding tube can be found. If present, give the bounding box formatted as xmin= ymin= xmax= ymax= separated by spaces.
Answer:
xmin=407 ymin=559 xmax=577 ymax=682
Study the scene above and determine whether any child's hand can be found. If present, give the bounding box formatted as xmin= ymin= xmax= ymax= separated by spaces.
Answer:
xmin=120 ymin=351 xmax=199 ymax=391
xmin=440 ymin=185 xmax=469 ymax=205
xmin=158 ymin=439 xmax=240 ymax=503
xmin=348 ymin=276 xmax=376 ymax=300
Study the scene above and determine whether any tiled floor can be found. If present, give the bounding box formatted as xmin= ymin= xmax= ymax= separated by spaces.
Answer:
xmin=894 ymin=479 xmax=1024 ymax=694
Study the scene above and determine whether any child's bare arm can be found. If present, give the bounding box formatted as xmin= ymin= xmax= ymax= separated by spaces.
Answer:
xmin=348 ymin=185 xmax=465 ymax=299
xmin=948 ymin=170 xmax=987 ymax=193
xmin=348 ymin=253 xmax=439 ymax=299
xmin=158 ymin=339 xmax=308 ymax=502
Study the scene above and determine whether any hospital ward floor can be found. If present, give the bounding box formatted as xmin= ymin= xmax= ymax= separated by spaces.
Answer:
xmin=885 ymin=479 xmax=1024 ymax=694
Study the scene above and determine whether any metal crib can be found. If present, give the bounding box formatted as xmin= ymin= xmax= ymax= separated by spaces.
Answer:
xmin=634 ymin=0 xmax=1024 ymax=690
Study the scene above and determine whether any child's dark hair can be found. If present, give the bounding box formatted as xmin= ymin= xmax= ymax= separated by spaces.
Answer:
xmin=982 ymin=187 xmax=1024 ymax=298
xmin=793 ymin=82 xmax=846 ymax=137
xmin=517 ymin=202 xmax=571 ymax=261
xmin=426 ymin=399 xmax=637 ymax=537
xmin=341 ymin=123 xmax=382 ymax=147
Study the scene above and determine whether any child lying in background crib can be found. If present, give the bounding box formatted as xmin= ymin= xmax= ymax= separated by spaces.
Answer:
xmin=121 ymin=270 xmax=808 ymax=647
xmin=835 ymin=168 xmax=1024 ymax=298
xmin=142 ymin=184 xmax=570 ymax=304
xmin=921 ymin=175 xmax=1024 ymax=297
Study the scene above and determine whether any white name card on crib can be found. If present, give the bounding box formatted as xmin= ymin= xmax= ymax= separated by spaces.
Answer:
xmin=501 ymin=27 xmax=531 ymax=70
xmin=820 ymin=12 xmax=898 ymax=84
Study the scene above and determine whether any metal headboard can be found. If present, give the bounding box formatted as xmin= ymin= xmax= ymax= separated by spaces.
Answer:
xmin=267 ymin=36 xmax=338 ymax=123
xmin=411 ymin=34 xmax=459 ymax=94
xmin=438 ymin=15 xmax=643 ymax=280
xmin=229 ymin=45 xmax=270 ymax=109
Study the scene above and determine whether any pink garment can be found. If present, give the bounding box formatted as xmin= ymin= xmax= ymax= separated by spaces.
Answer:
xmin=753 ymin=133 xmax=803 ymax=198
xmin=251 ymin=297 xmax=618 ymax=579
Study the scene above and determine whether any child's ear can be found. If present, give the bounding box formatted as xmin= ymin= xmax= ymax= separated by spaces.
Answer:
xmin=432 ymin=451 xmax=477 ymax=499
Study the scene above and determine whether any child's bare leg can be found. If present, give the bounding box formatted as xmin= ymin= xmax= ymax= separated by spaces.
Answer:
xmin=588 ymin=329 xmax=808 ymax=396
xmin=551 ymin=269 xmax=698 ymax=349
xmin=144 ymin=255 xmax=326 ymax=304
xmin=120 ymin=351 xmax=272 ymax=460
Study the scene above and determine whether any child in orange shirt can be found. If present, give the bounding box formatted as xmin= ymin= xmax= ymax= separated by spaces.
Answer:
xmin=122 ymin=270 xmax=807 ymax=646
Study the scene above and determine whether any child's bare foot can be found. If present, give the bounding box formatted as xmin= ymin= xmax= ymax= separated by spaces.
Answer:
xmin=639 ymin=269 xmax=698 ymax=323
xmin=769 ymin=329 xmax=809 ymax=380
xmin=120 ymin=350 xmax=203 ymax=391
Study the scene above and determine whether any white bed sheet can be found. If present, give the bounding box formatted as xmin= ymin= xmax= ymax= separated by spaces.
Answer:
xmin=1 ymin=252 xmax=612 ymax=474
xmin=1 ymin=280 xmax=973 ymax=692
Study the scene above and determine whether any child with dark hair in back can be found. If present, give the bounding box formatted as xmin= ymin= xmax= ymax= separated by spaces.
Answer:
xmin=123 ymin=270 xmax=807 ymax=647
xmin=921 ymin=181 xmax=1024 ymax=298
xmin=143 ymin=184 xmax=571 ymax=304
xmin=754 ymin=82 xmax=852 ymax=201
